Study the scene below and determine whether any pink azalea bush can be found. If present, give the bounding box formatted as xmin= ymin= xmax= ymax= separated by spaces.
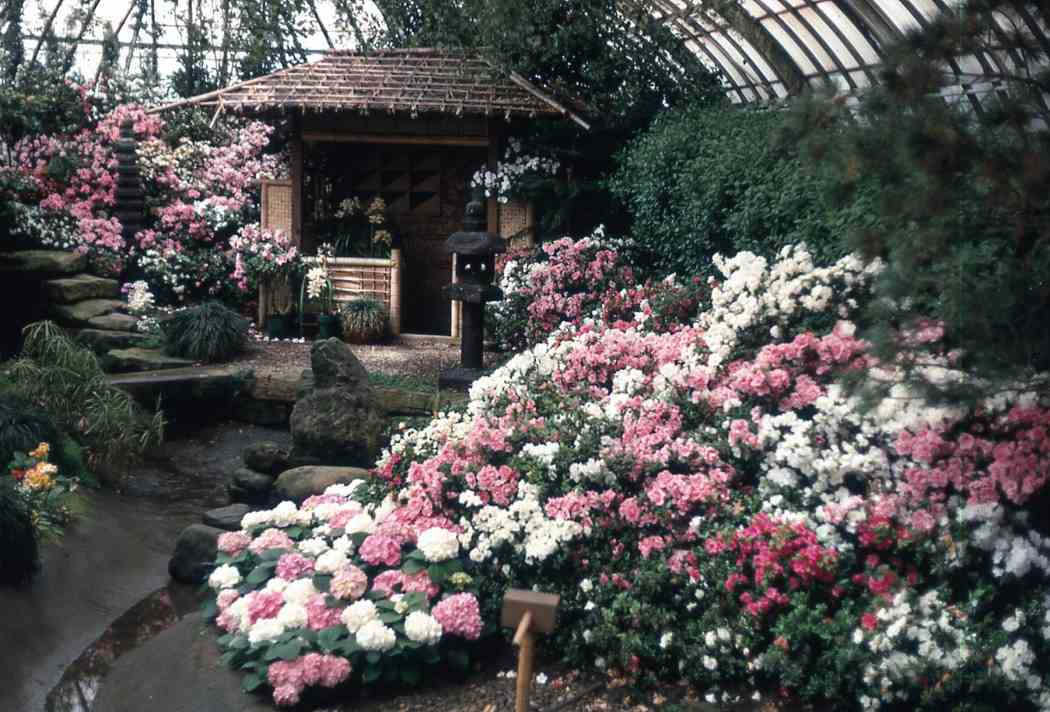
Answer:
xmin=6 ymin=93 xmax=286 ymax=303
xmin=208 ymin=241 xmax=1050 ymax=710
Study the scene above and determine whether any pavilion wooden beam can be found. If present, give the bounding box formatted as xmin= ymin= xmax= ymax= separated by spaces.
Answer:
xmin=301 ymin=131 xmax=488 ymax=146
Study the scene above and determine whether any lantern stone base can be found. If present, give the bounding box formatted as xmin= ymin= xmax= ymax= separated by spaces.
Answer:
xmin=438 ymin=366 xmax=493 ymax=391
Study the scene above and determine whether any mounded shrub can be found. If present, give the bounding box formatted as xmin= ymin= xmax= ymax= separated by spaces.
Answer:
xmin=163 ymin=301 xmax=249 ymax=363
xmin=608 ymin=104 xmax=853 ymax=278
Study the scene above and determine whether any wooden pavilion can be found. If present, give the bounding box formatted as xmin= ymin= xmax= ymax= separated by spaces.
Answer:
xmin=154 ymin=48 xmax=588 ymax=338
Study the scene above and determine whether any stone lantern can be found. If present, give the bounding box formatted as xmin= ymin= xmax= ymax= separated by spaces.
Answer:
xmin=439 ymin=188 xmax=506 ymax=390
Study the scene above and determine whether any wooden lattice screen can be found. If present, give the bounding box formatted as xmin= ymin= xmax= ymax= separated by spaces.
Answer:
xmin=326 ymin=255 xmax=403 ymax=336
xmin=499 ymin=198 xmax=534 ymax=248
xmin=258 ymin=180 xmax=295 ymax=326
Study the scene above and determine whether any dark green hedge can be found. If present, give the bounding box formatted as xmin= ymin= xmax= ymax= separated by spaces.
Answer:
xmin=608 ymin=105 xmax=857 ymax=279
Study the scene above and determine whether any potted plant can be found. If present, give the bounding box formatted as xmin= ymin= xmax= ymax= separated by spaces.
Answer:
xmin=340 ymin=297 xmax=387 ymax=344
xmin=228 ymin=224 xmax=300 ymax=338
xmin=328 ymin=196 xmax=394 ymax=258
xmin=301 ymin=245 xmax=340 ymax=339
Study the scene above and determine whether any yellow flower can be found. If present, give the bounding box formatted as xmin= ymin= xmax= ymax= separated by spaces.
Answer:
xmin=24 ymin=463 xmax=54 ymax=491
xmin=373 ymin=230 xmax=392 ymax=246
xmin=29 ymin=442 xmax=50 ymax=459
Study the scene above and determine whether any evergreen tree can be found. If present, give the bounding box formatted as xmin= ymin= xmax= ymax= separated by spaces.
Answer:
xmin=793 ymin=0 xmax=1050 ymax=401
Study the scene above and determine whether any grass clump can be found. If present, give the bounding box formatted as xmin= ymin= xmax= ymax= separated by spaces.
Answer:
xmin=163 ymin=301 xmax=249 ymax=363
xmin=340 ymin=298 xmax=387 ymax=344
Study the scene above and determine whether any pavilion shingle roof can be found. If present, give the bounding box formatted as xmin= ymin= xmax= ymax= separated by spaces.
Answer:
xmin=155 ymin=48 xmax=588 ymax=128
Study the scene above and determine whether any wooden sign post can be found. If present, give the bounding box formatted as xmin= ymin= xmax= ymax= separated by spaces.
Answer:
xmin=501 ymin=589 xmax=560 ymax=712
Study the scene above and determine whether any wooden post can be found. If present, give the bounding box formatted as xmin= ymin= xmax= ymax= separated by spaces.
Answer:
xmin=501 ymin=589 xmax=559 ymax=712
xmin=290 ymin=114 xmax=304 ymax=251
xmin=389 ymin=248 xmax=402 ymax=336
xmin=450 ymin=253 xmax=461 ymax=339
xmin=515 ymin=613 xmax=535 ymax=712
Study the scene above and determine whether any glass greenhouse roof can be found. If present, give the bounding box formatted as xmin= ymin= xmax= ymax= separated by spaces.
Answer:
xmin=634 ymin=0 xmax=1048 ymax=105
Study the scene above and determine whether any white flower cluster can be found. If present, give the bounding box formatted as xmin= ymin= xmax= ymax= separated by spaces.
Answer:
xmin=699 ymin=244 xmax=881 ymax=368
xmin=404 ymin=611 xmax=443 ymax=645
xmin=356 ymin=619 xmax=397 ymax=651
xmin=457 ymin=482 xmax=582 ymax=565
xmin=417 ymin=527 xmax=460 ymax=562
xmin=124 ymin=280 xmax=156 ymax=314
xmin=470 ymin=138 xmax=559 ymax=204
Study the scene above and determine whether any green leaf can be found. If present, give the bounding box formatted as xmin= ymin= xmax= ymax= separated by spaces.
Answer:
xmin=241 ymin=673 xmax=264 ymax=693
xmin=318 ymin=626 xmax=346 ymax=652
xmin=229 ymin=635 xmax=249 ymax=650
xmin=363 ymin=663 xmax=382 ymax=683
xmin=258 ymin=548 xmax=285 ymax=562
xmin=286 ymin=526 xmax=303 ymax=538
xmin=272 ymin=639 xmax=303 ymax=661
xmin=313 ymin=574 xmax=333 ymax=592
xmin=379 ymin=611 xmax=402 ymax=624
xmin=447 ymin=648 xmax=469 ymax=671
xmin=366 ymin=651 xmax=382 ymax=664
xmin=350 ymin=531 xmax=370 ymax=547
xmin=402 ymin=558 xmax=426 ymax=575
xmin=201 ymin=599 xmax=218 ymax=621
xmin=399 ymin=666 xmax=422 ymax=686
xmin=246 ymin=563 xmax=276 ymax=585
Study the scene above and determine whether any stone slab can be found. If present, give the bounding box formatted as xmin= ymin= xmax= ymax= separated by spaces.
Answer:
xmin=45 ymin=274 xmax=120 ymax=303
xmin=87 ymin=312 xmax=139 ymax=332
xmin=105 ymin=347 xmax=195 ymax=373
xmin=168 ymin=524 xmax=222 ymax=584
xmin=49 ymin=298 xmax=126 ymax=328
xmin=76 ymin=328 xmax=151 ymax=353
xmin=92 ymin=613 xmax=273 ymax=712
xmin=0 ymin=249 xmax=86 ymax=275
xmin=202 ymin=503 xmax=251 ymax=531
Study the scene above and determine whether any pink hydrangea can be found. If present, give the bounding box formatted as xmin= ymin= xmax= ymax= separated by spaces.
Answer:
xmin=272 ymin=684 xmax=301 ymax=707
xmin=371 ymin=569 xmax=402 ymax=597
xmin=276 ymin=553 xmax=316 ymax=581
xmin=247 ymin=590 xmax=284 ymax=623
xmin=358 ymin=533 xmax=403 ymax=567
xmin=330 ymin=565 xmax=368 ymax=600
xmin=216 ymin=589 xmax=240 ymax=611
xmin=249 ymin=528 xmax=294 ymax=555
xmin=401 ymin=569 xmax=440 ymax=599
xmin=432 ymin=593 xmax=482 ymax=640
xmin=305 ymin=594 xmax=342 ymax=630
xmin=217 ymin=531 xmax=250 ymax=555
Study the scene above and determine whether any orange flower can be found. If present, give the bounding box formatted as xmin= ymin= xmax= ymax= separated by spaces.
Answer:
xmin=29 ymin=442 xmax=50 ymax=459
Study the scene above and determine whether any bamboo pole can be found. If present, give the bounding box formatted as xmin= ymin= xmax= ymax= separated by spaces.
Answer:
xmin=514 ymin=612 xmax=535 ymax=712
xmin=93 ymin=0 xmax=138 ymax=86
xmin=63 ymin=0 xmax=104 ymax=73
xmin=389 ymin=247 xmax=402 ymax=336
xmin=305 ymin=0 xmax=334 ymax=50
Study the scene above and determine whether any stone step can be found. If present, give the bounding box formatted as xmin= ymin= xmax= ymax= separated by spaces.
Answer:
xmin=49 ymin=298 xmax=126 ymax=328
xmin=0 ymin=250 xmax=86 ymax=276
xmin=45 ymin=274 xmax=120 ymax=304
xmin=103 ymin=347 xmax=194 ymax=373
xmin=86 ymin=313 xmax=139 ymax=332
xmin=75 ymin=328 xmax=150 ymax=354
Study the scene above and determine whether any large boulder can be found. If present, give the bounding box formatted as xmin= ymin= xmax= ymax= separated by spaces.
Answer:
xmin=0 ymin=249 xmax=85 ymax=275
xmin=168 ymin=524 xmax=222 ymax=584
xmin=226 ymin=467 xmax=275 ymax=506
xmin=76 ymin=328 xmax=150 ymax=353
xmin=289 ymin=339 xmax=384 ymax=465
xmin=274 ymin=465 xmax=370 ymax=503
xmin=48 ymin=298 xmax=125 ymax=328
xmin=104 ymin=347 xmax=194 ymax=373
xmin=241 ymin=441 xmax=290 ymax=476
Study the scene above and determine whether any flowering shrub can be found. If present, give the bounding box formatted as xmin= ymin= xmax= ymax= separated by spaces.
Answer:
xmin=210 ymin=242 xmax=1050 ymax=710
xmin=228 ymin=224 xmax=300 ymax=294
xmin=6 ymin=95 xmax=284 ymax=303
xmin=6 ymin=442 xmax=80 ymax=541
xmin=489 ymin=227 xmax=704 ymax=351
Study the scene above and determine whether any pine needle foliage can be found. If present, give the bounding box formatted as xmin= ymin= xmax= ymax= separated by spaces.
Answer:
xmin=340 ymin=297 xmax=387 ymax=343
xmin=163 ymin=302 xmax=249 ymax=363
xmin=9 ymin=321 xmax=164 ymax=465
xmin=0 ymin=477 xmax=38 ymax=587
xmin=0 ymin=396 xmax=56 ymax=469
xmin=791 ymin=0 xmax=1050 ymax=402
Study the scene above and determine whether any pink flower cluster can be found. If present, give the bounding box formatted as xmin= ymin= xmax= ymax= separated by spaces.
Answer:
xmin=431 ymin=593 xmax=482 ymax=640
xmin=268 ymin=653 xmax=351 ymax=706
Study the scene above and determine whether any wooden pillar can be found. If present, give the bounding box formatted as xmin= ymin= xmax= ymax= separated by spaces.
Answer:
xmin=450 ymin=253 xmax=461 ymax=340
xmin=290 ymin=113 xmax=305 ymax=251
xmin=389 ymin=248 xmax=402 ymax=336
xmin=486 ymin=120 xmax=503 ymax=233
xmin=525 ymin=201 xmax=537 ymax=248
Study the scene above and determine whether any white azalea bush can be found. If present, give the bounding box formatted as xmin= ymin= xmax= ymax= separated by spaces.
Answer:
xmin=208 ymin=242 xmax=1050 ymax=710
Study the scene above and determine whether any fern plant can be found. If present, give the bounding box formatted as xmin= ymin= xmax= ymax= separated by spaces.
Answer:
xmin=340 ymin=298 xmax=387 ymax=344
xmin=163 ymin=302 xmax=249 ymax=363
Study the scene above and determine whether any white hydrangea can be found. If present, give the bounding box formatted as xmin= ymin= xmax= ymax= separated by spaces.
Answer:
xmin=324 ymin=481 xmax=366 ymax=497
xmin=276 ymin=602 xmax=309 ymax=629
xmin=248 ymin=618 xmax=286 ymax=646
xmin=314 ymin=549 xmax=349 ymax=574
xmin=298 ymin=537 xmax=330 ymax=557
xmin=417 ymin=527 xmax=460 ymax=562
xmin=356 ymin=619 xmax=397 ymax=651
xmin=404 ymin=611 xmax=443 ymax=645
xmin=282 ymin=578 xmax=318 ymax=606
xmin=344 ymin=513 xmax=375 ymax=535
xmin=341 ymin=599 xmax=379 ymax=633
xmin=208 ymin=564 xmax=242 ymax=590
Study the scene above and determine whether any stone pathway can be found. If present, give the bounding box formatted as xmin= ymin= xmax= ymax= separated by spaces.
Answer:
xmin=0 ymin=421 xmax=289 ymax=712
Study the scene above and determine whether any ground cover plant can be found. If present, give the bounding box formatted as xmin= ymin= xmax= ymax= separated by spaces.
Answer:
xmin=204 ymin=239 xmax=1050 ymax=710
xmin=163 ymin=301 xmax=249 ymax=363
